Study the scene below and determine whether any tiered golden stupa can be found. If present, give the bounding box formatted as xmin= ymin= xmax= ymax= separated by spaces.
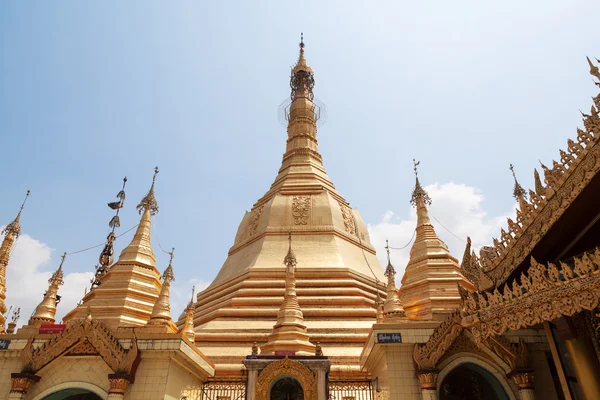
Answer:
xmin=399 ymin=161 xmax=476 ymax=320
xmin=184 ymin=36 xmax=386 ymax=377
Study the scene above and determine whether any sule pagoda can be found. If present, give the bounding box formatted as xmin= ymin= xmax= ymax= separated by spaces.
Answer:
xmin=1 ymin=37 xmax=600 ymax=400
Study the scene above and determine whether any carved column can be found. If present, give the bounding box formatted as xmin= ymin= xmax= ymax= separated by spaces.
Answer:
xmin=416 ymin=371 xmax=438 ymax=400
xmin=107 ymin=373 xmax=130 ymax=400
xmin=8 ymin=373 xmax=40 ymax=400
xmin=510 ymin=371 xmax=535 ymax=400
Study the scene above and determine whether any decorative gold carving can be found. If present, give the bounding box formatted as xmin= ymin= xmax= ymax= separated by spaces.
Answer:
xmin=470 ymin=61 xmax=600 ymax=290
xmin=413 ymin=311 xmax=463 ymax=370
xmin=416 ymin=372 xmax=438 ymax=390
xmin=510 ymin=371 xmax=535 ymax=390
xmin=22 ymin=313 xmax=139 ymax=376
xmin=255 ymin=358 xmax=316 ymax=400
xmin=485 ymin=337 xmax=529 ymax=371
xmin=108 ymin=373 xmax=130 ymax=394
xmin=247 ymin=205 xmax=264 ymax=238
xmin=461 ymin=249 xmax=600 ymax=342
xmin=10 ymin=373 xmax=40 ymax=394
xmin=67 ymin=340 xmax=97 ymax=355
xmin=339 ymin=202 xmax=357 ymax=236
xmin=292 ymin=195 xmax=311 ymax=225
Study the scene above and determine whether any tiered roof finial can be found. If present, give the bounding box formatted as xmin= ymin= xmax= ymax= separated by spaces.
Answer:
xmin=509 ymin=163 xmax=527 ymax=200
xmin=29 ymin=252 xmax=66 ymax=326
xmin=384 ymin=240 xmax=396 ymax=277
xmin=410 ymin=159 xmax=431 ymax=207
xmin=91 ymin=177 xmax=127 ymax=289
xmin=587 ymin=56 xmax=600 ymax=81
xmin=137 ymin=166 xmax=159 ymax=215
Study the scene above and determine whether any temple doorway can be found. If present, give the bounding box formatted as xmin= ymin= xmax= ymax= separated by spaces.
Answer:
xmin=42 ymin=388 xmax=103 ymax=400
xmin=439 ymin=362 xmax=509 ymax=400
xmin=269 ymin=376 xmax=304 ymax=400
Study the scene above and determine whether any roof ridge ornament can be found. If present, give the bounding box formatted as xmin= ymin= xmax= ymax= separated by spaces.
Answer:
xmin=137 ymin=167 xmax=159 ymax=215
xmin=509 ymin=164 xmax=527 ymax=201
xmin=410 ymin=159 xmax=431 ymax=207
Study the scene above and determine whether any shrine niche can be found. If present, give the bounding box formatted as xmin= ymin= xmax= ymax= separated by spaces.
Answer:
xmin=255 ymin=358 xmax=316 ymax=400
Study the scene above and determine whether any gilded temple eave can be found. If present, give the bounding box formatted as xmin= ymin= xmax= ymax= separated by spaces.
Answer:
xmin=469 ymin=59 xmax=600 ymax=290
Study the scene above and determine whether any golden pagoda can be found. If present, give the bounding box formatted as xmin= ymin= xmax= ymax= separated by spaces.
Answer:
xmin=0 ymin=40 xmax=599 ymax=400
xmin=185 ymin=35 xmax=386 ymax=377
xmin=399 ymin=160 xmax=476 ymax=320
xmin=62 ymin=168 xmax=163 ymax=328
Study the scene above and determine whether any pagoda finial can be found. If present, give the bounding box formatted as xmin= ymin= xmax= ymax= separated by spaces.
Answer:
xmin=147 ymin=248 xmax=177 ymax=332
xmin=291 ymin=34 xmax=314 ymax=100
xmin=2 ymin=190 xmax=30 ymax=238
xmin=137 ymin=167 xmax=159 ymax=215
xmin=410 ymin=159 xmax=431 ymax=207
xmin=92 ymin=177 xmax=128 ymax=289
xmin=384 ymin=240 xmax=396 ymax=277
xmin=180 ymin=285 xmax=195 ymax=342
xmin=29 ymin=253 xmax=66 ymax=326
xmin=119 ymin=167 xmax=158 ymax=266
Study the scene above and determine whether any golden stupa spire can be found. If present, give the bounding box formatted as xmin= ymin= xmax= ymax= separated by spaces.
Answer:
xmin=29 ymin=252 xmax=66 ymax=326
xmin=382 ymin=240 xmax=405 ymax=320
xmin=118 ymin=167 xmax=159 ymax=267
xmin=0 ymin=190 xmax=30 ymax=332
xmin=146 ymin=248 xmax=177 ymax=332
xmin=400 ymin=161 xmax=476 ymax=320
xmin=179 ymin=285 xmax=195 ymax=342
xmin=509 ymin=164 xmax=528 ymax=211
xmin=261 ymin=233 xmax=316 ymax=355
xmin=91 ymin=177 xmax=127 ymax=289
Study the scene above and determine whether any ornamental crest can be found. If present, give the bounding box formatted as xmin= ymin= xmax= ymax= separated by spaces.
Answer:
xmin=292 ymin=196 xmax=311 ymax=225
xmin=339 ymin=202 xmax=357 ymax=236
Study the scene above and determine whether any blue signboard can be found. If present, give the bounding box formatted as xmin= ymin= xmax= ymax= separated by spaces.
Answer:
xmin=0 ymin=339 xmax=11 ymax=350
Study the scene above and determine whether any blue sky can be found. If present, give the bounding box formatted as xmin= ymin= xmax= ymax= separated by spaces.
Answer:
xmin=1 ymin=1 xmax=599 ymax=321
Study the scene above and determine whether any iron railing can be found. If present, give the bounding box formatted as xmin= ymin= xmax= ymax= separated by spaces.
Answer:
xmin=200 ymin=381 xmax=246 ymax=400
xmin=328 ymin=380 xmax=373 ymax=400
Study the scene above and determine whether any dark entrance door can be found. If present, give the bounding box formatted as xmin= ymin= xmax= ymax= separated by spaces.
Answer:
xmin=439 ymin=363 xmax=510 ymax=400
xmin=269 ymin=377 xmax=304 ymax=400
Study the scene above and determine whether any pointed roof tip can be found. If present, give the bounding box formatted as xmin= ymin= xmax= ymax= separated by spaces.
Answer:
xmin=137 ymin=166 xmax=159 ymax=216
xmin=292 ymin=32 xmax=312 ymax=74
xmin=2 ymin=190 xmax=30 ymax=237
xmin=410 ymin=159 xmax=432 ymax=207
xmin=384 ymin=240 xmax=396 ymax=277
xmin=587 ymin=56 xmax=600 ymax=80
xmin=509 ymin=163 xmax=527 ymax=200
xmin=162 ymin=248 xmax=175 ymax=282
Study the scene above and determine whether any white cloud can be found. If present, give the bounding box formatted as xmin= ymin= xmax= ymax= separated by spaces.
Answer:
xmin=2 ymin=230 xmax=93 ymax=327
xmin=368 ymin=182 xmax=516 ymax=281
